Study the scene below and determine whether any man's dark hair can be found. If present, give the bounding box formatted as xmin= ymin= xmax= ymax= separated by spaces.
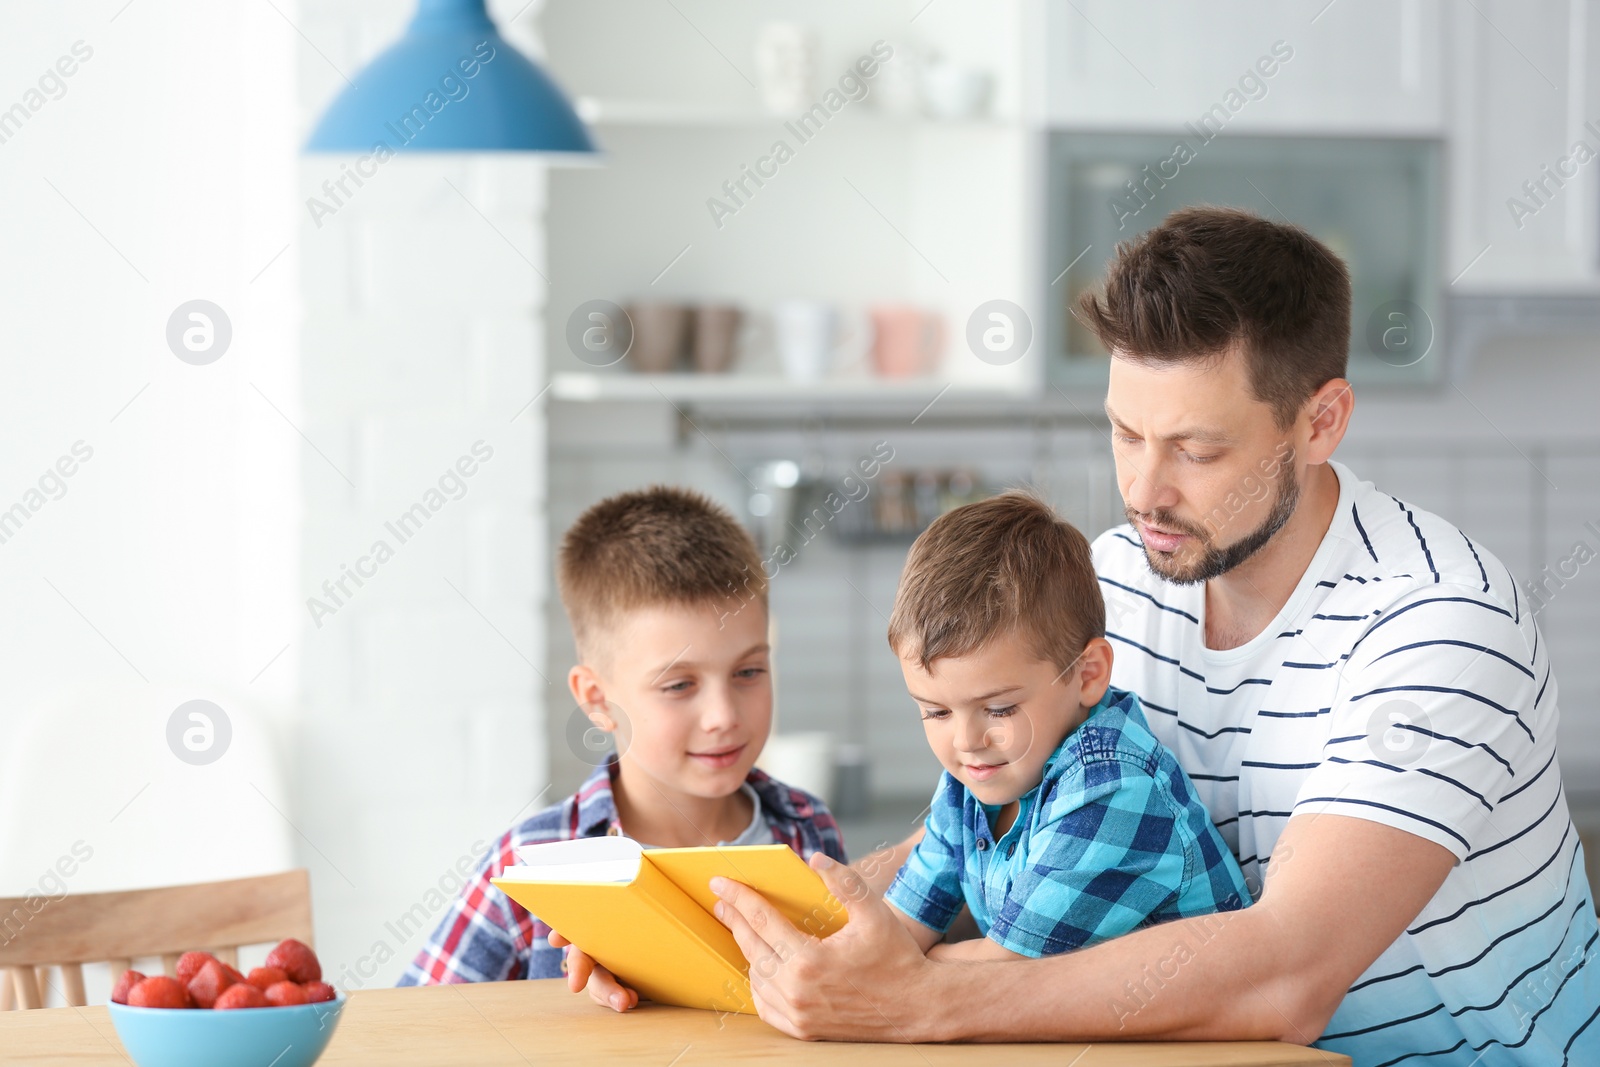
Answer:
xmin=1076 ymin=206 xmax=1352 ymax=428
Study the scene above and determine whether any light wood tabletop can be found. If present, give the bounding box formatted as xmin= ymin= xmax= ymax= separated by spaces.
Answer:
xmin=0 ymin=978 xmax=1350 ymax=1066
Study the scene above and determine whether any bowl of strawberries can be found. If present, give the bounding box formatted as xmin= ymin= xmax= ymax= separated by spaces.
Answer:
xmin=107 ymin=938 xmax=345 ymax=1067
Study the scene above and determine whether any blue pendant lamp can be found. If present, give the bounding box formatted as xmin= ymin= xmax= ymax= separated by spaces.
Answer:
xmin=306 ymin=0 xmax=596 ymax=154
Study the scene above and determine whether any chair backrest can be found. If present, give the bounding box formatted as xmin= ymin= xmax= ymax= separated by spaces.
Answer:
xmin=0 ymin=869 xmax=312 ymax=1009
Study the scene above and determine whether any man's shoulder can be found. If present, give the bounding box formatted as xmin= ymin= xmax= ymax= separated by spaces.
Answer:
xmin=1334 ymin=465 xmax=1521 ymax=613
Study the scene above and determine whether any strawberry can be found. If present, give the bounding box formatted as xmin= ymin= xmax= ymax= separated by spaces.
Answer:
xmin=301 ymin=981 xmax=337 ymax=1003
xmin=186 ymin=958 xmax=235 ymax=1009
xmin=213 ymin=982 xmax=269 ymax=1009
xmin=264 ymin=938 xmax=321 ymax=984
xmin=245 ymin=966 xmax=289 ymax=990
xmin=263 ymin=981 xmax=308 ymax=1007
xmin=175 ymin=951 xmax=217 ymax=987
xmin=128 ymin=976 xmax=193 ymax=1009
xmin=110 ymin=969 xmax=145 ymax=1005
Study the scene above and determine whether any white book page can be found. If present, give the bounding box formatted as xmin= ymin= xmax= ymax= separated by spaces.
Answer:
xmin=500 ymin=836 xmax=644 ymax=884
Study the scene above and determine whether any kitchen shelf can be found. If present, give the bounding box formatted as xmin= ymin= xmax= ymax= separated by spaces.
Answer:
xmin=574 ymin=97 xmax=1016 ymax=129
xmin=548 ymin=372 xmax=1037 ymax=421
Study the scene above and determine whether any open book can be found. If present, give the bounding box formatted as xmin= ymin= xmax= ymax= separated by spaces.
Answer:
xmin=490 ymin=838 xmax=848 ymax=1014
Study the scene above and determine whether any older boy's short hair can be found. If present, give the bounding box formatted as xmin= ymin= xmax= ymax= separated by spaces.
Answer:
xmin=558 ymin=486 xmax=766 ymax=662
xmin=888 ymin=490 xmax=1104 ymax=676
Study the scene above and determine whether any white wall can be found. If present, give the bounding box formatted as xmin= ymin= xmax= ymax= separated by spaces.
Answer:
xmin=291 ymin=1 xmax=552 ymax=991
xmin=0 ymin=0 xmax=553 ymax=1000
xmin=0 ymin=3 xmax=298 ymax=730
xmin=0 ymin=0 xmax=301 ymax=1004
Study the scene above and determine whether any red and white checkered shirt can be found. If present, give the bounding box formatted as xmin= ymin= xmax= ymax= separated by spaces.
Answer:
xmin=397 ymin=755 xmax=848 ymax=984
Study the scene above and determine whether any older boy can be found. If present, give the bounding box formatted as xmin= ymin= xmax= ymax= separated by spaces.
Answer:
xmin=398 ymin=487 xmax=847 ymax=997
xmin=882 ymin=491 xmax=1250 ymax=959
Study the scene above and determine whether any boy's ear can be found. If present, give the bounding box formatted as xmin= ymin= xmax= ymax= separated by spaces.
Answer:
xmin=1074 ymin=637 xmax=1114 ymax=707
xmin=568 ymin=664 xmax=618 ymax=731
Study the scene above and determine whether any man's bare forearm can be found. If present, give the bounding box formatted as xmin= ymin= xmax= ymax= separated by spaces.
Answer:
xmin=909 ymin=902 xmax=1323 ymax=1044
xmin=905 ymin=814 xmax=1456 ymax=1045
xmin=926 ymin=934 xmax=1023 ymax=962
xmin=838 ymin=834 xmax=1322 ymax=1041
xmin=723 ymin=814 xmax=1448 ymax=1044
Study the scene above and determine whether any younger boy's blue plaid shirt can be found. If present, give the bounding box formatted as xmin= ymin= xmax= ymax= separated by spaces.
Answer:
xmin=886 ymin=686 xmax=1250 ymax=957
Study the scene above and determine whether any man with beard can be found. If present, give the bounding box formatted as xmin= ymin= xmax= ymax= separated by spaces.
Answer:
xmin=673 ymin=207 xmax=1599 ymax=1064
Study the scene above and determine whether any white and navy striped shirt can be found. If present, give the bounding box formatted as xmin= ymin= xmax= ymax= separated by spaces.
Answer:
xmin=1093 ymin=459 xmax=1598 ymax=1066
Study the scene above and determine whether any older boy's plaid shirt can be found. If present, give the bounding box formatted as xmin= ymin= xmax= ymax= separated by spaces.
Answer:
xmin=886 ymin=687 xmax=1251 ymax=957
xmin=398 ymin=755 xmax=848 ymax=984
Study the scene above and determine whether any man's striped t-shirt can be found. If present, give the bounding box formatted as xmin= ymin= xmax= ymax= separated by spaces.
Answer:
xmin=1092 ymin=459 xmax=1598 ymax=1066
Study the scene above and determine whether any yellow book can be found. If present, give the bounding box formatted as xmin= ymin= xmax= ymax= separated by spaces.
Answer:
xmin=490 ymin=837 xmax=848 ymax=1015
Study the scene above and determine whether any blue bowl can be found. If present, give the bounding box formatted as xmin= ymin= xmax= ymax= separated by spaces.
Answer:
xmin=108 ymin=993 xmax=346 ymax=1067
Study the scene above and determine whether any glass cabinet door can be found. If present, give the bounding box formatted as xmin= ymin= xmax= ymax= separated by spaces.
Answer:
xmin=1047 ymin=133 xmax=1443 ymax=387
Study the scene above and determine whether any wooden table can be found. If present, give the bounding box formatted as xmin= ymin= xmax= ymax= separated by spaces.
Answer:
xmin=0 ymin=979 xmax=1349 ymax=1065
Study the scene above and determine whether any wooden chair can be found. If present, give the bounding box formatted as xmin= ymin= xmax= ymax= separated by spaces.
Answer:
xmin=0 ymin=869 xmax=313 ymax=1010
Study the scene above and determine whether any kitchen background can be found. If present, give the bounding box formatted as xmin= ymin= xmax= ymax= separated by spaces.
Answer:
xmin=0 ymin=0 xmax=1597 ymax=998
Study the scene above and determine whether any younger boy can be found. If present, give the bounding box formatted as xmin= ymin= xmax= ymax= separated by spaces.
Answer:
xmin=884 ymin=491 xmax=1249 ymax=960
xmin=399 ymin=486 xmax=847 ymax=992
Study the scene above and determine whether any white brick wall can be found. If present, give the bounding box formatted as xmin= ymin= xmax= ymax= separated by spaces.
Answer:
xmin=295 ymin=5 xmax=553 ymax=987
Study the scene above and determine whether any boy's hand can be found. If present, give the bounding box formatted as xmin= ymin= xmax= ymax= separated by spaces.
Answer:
xmin=548 ymin=931 xmax=639 ymax=1011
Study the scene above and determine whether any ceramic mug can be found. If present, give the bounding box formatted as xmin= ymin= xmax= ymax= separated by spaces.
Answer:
xmin=692 ymin=305 xmax=742 ymax=374
xmin=772 ymin=300 xmax=846 ymax=381
xmin=869 ymin=304 xmax=944 ymax=378
xmin=624 ymin=303 xmax=690 ymax=373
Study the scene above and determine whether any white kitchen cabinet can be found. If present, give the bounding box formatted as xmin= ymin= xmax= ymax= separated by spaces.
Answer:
xmin=1443 ymin=0 xmax=1600 ymax=291
xmin=1034 ymin=0 xmax=1444 ymax=135
xmin=1036 ymin=0 xmax=1600 ymax=299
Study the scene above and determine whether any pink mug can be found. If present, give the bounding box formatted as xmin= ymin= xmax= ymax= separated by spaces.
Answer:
xmin=869 ymin=305 xmax=944 ymax=378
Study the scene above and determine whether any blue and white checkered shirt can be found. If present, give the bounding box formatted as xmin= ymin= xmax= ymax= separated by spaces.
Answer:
xmin=886 ymin=686 xmax=1250 ymax=957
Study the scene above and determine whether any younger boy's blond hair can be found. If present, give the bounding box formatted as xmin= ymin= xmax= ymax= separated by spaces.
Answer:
xmin=888 ymin=490 xmax=1105 ymax=676
xmin=557 ymin=486 xmax=766 ymax=664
